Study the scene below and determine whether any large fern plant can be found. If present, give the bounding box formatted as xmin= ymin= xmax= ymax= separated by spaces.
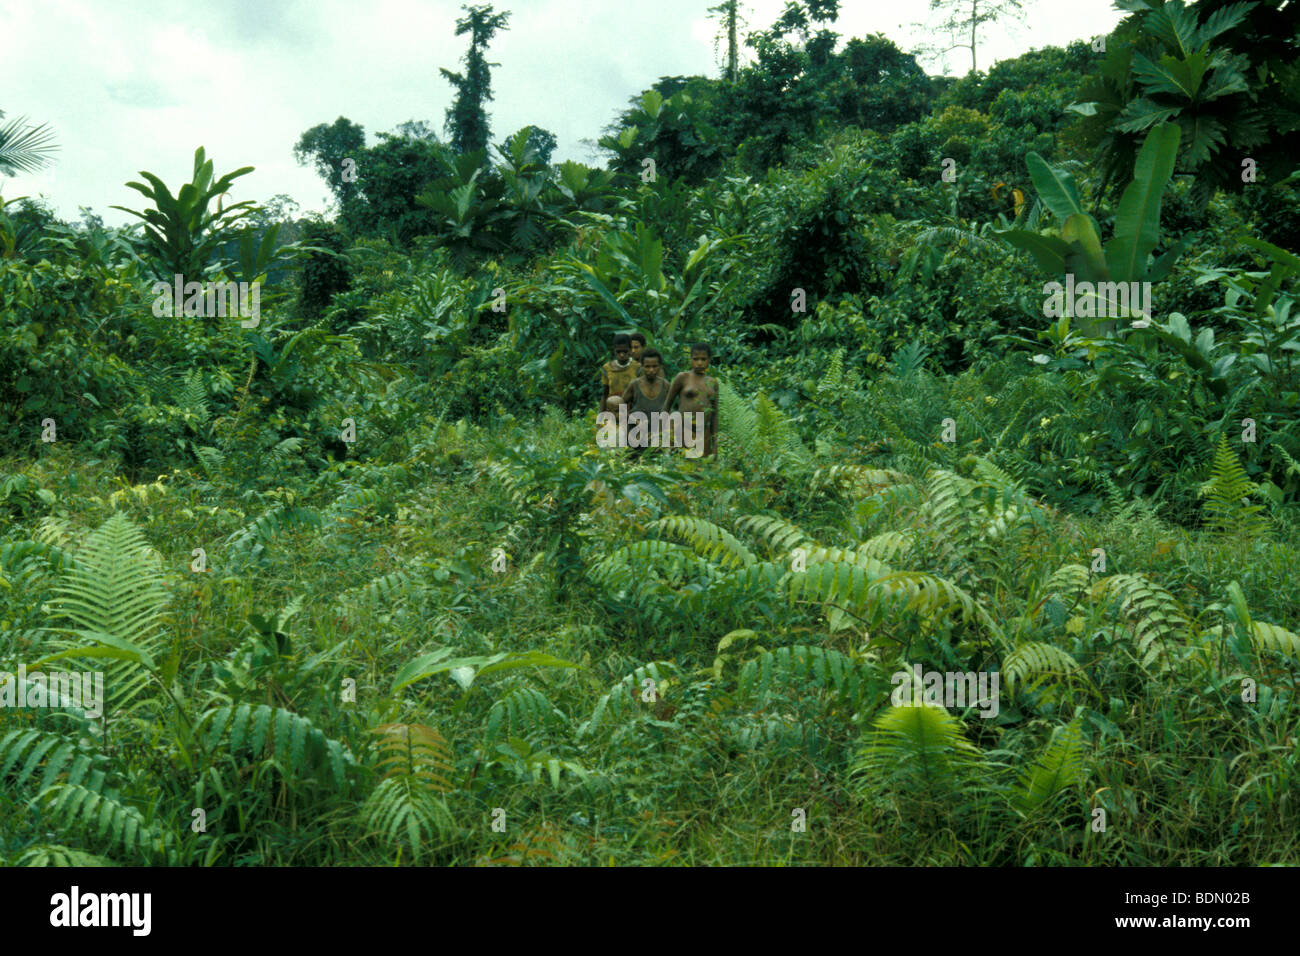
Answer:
xmin=39 ymin=512 xmax=172 ymax=722
xmin=1199 ymin=433 xmax=1269 ymax=538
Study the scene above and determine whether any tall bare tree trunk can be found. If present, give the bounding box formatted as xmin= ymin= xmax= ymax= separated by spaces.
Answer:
xmin=971 ymin=0 xmax=979 ymax=73
xmin=728 ymin=1 xmax=738 ymax=82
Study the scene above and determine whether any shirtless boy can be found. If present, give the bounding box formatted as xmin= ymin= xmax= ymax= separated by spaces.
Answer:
xmin=621 ymin=348 xmax=668 ymax=457
xmin=664 ymin=342 xmax=719 ymax=459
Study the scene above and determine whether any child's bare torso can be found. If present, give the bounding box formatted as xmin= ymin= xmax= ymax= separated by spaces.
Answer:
xmin=675 ymin=372 xmax=717 ymax=414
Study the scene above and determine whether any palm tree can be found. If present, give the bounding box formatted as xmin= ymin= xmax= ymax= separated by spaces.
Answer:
xmin=0 ymin=109 xmax=59 ymax=176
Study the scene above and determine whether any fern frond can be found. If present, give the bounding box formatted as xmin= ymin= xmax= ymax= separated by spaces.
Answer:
xmin=1208 ymin=621 xmax=1300 ymax=663
xmin=812 ymin=464 xmax=910 ymax=497
xmin=697 ymin=561 xmax=793 ymax=615
xmin=1003 ymin=642 xmax=1082 ymax=696
xmin=1272 ymin=442 xmax=1300 ymax=480
xmin=15 ymin=844 xmax=115 ymax=867
xmin=486 ymin=458 xmax=542 ymax=511
xmin=788 ymin=560 xmax=998 ymax=640
xmin=1092 ymin=573 xmax=1189 ymax=670
xmin=38 ymin=783 xmax=172 ymax=862
xmin=336 ymin=569 xmax=418 ymax=609
xmin=1014 ymin=719 xmax=1087 ymax=812
xmin=849 ymin=702 xmax=986 ymax=803
xmin=201 ymin=703 xmax=357 ymax=786
xmin=971 ymin=455 xmax=1024 ymax=494
xmin=361 ymin=776 xmax=454 ymax=863
xmin=34 ymin=516 xmax=74 ymax=549
xmin=717 ymin=381 xmax=758 ymax=454
xmin=578 ymin=661 xmax=681 ymax=739
xmin=1199 ymin=434 xmax=1269 ymax=536
xmin=226 ymin=505 xmax=324 ymax=554
xmin=43 ymin=513 xmax=169 ymax=715
xmin=725 ymin=713 xmax=813 ymax=750
xmin=872 ymin=571 xmax=1002 ymax=640
xmin=327 ymin=486 xmax=392 ymax=519
xmin=193 ymin=445 xmax=226 ymax=478
xmin=815 ymin=348 xmax=845 ymax=401
xmin=0 ymin=728 xmax=105 ymax=793
xmin=754 ymin=391 xmax=809 ymax=462
xmin=925 ymin=468 xmax=979 ymax=546
xmin=733 ymin=513 xmax=816 ymax=554
xmin=175 ymin=369 xmax=209 ymax=428
xmin=854 ymin=530 xmax=917 ymax=565
xmin=267 ymin=436 xmax=304 ymax=465
xmin=486 ymin=686 xmax=564 ymax=740
xmin=0 ymin=538 xmax=80 ymax=575
xmin=369 ymin=723 xmax=453 ymax=793
xmin=786 ymin=559 xmax=888 ymax=621
xmin=735 ymin=645 xmax=866 ymax=703
xmin=802 ymin=545 xmax=891 ymax=571
xmin=647 ymin=516 xmax=756 ymax=568
xmin=1043 ymin=563 xmax=1090 ymax=604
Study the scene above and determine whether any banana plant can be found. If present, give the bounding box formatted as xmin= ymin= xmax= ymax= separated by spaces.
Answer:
xmin=997 ymin=122 xmax=1183 ymax=336
xmin=110 ymin=147 xmax=256 ymax=292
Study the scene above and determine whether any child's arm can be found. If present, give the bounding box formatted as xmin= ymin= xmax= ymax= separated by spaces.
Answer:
xmin=600 ymin=365 xmax=610 ymax=412
xmin=708 ymin=378 xmax=720 ymax=457
xmin=664 ymin=372 xmax=686 ymax=411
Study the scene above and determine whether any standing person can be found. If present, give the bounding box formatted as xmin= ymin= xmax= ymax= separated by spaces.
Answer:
xmin=621 ymin=348 xmax=669 ymax=458
xmin=629 ymin=332 xmax=647 ymax=365
xmin=664 ymin=343 xmax=719 ymax=459
xmin=600 ymin=333 xmax=641 ymax=414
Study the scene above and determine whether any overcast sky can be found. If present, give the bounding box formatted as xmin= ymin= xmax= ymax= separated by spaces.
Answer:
xmin=2 ymin=0 xmax=1125 ymax=226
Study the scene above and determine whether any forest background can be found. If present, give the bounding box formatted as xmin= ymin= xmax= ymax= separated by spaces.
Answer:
xmin=1 ymin=0 xmax=1299 ymax=866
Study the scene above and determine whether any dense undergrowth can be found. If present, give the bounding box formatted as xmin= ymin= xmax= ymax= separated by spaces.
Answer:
xmin=3 ymin=0 xmax=1299 ymax=865
xmin=1 ymin=382 xmax=1296 ymax=865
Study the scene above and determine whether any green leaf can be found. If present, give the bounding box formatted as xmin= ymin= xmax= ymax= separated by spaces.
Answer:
xmin=59 ymin=630 xmax=156 ymax=669
xmin=1227 ymin=580 xmax=1252 ymax=632
xmin=1061 ymin=213 xmax=1108 ymax=281
xmin=390 ymin=648 xmax=456 ymax=691
xmin=1239 ymin=236 xmax=1300 ymax=276
xmin=1026 ymin=152 xmax=1084 ymax=222
xmin=1104 ymin=122 xmax=1181 ymax=282
xmin=31 ymin=645 xmax=143 ymax=668
xmin=997 ymin=229 xmax=1072 ymax=274
xmin=475 ymin=650 xmax=579 ymax=678
xmin=575 ymin=265 xmax=634 ymax=325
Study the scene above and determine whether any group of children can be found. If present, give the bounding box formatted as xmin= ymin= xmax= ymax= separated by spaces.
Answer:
xmin=598 ymin=332 xmax=719 ymax=458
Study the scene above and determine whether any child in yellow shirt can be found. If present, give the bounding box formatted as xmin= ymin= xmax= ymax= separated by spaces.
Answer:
xmin=600 ymin=333 xmax=641 ymax=413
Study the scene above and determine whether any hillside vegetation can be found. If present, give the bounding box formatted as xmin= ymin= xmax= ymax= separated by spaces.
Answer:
xmin=1 ymin=0 xmax=1298 ymax=865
